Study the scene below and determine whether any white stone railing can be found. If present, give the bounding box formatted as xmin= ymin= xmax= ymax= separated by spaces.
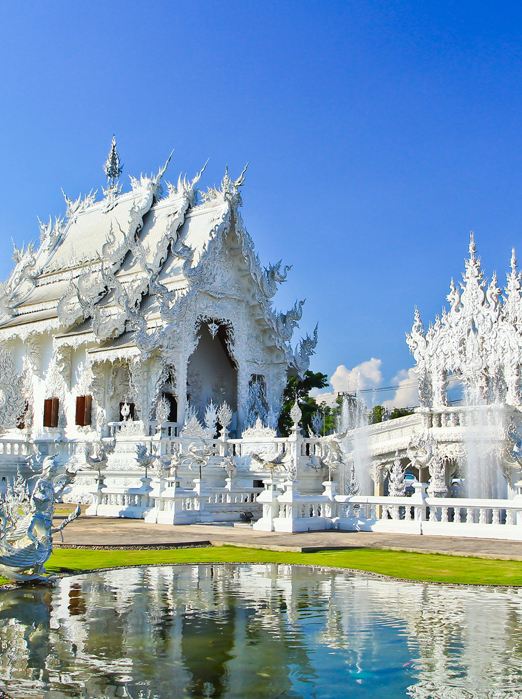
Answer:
xmin=206 ymin=487 xmax=263 ymax=506
xmin=85 ymin=477 xmax=153 ymax=519
xmin=147 ymin=421 xmax=182 ymax=437
xmin=253 ymin=480 xmax=338 ymax=533
xmin=87 ymin=472 xmax=265 ymax=525
xmin=0 ymin=440 xmax=31 ymax=457
xmin=335 ymin=492 xmax=522 ymax=539
xmin=145 ymin=481 xmax=262 ymax=525
xmin=168 ymin=438 xmax=228 ymax=458
xmin=417 ymin=404 xmax=519 ymax=430
xmin=253 ymin=480 xmax=522 ymax=539
xmin=0 ymin=438 xmax=82 ymax=461
xmin=143 ymin=483 xmax=205 ymax=525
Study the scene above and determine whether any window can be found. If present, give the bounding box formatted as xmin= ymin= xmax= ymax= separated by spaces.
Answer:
xmin=119 ymin=402 xmax=135 ymax=421
xmin=43 ymin=398 xmax=59 ymax=428
xmin=75 ymin=395 xmax=92 ymax=426
xmin=253 ymin=479 xmax=264 ymax=488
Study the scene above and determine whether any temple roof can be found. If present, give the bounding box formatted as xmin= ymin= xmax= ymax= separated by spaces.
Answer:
xmin=0 ymin=150 xmax=318 ymax=374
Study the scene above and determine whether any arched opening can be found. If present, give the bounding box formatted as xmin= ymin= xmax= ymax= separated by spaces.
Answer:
xmin=162 ymin=392 xmax=178 ymax=422
xmin=246 ymin=374 xmax=268 ymax=426
xmin=447 ymin=372 xmax=464 ymax=405
xmin=158 ymin=366 xmax=178 ymax=423
xmin=186 ymin=320 xmax=237 ymax=421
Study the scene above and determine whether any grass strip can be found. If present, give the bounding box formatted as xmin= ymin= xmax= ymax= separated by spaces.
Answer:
xmin=1 ymin=546 xmax=521 ymax=587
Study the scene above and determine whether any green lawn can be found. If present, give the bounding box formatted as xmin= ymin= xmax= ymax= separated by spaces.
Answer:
xmin=1 ymin=545 xmax=521 ymax=587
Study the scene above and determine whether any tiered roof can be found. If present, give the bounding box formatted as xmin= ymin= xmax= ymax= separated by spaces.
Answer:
xmin=0 ymin=144 xmax=317 ymax=374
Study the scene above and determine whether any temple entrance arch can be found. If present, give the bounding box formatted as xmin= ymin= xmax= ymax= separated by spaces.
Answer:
xmin=186 ymin=317 xmax=238 ymax=426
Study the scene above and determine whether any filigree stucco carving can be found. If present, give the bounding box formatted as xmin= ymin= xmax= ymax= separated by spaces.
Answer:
xmin=408 ymin=234 xmax=522 ymax=407
xmin=0 ymin=348 xmax=26 ymax=430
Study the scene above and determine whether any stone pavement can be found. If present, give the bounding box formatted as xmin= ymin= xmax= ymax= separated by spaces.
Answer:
xmin=52 ymin=515 xmax=522 ymax=561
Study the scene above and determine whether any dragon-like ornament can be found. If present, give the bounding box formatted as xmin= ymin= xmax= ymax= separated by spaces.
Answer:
xmin=0 ymin=456 xmax=80 ymax=582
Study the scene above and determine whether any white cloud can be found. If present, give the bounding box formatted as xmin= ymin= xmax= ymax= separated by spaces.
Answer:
xmin=330 ymin=358 xmax=383 ymax=393
xmin=312 ymin=360 xmax=420 ymax=410
xmin=382 ymin=368 xmax=418 ymax=409
xmin=314 ymin=391 xmax=337 ymax=408
xmin=312 ymin=358 xmax=383 ymax=406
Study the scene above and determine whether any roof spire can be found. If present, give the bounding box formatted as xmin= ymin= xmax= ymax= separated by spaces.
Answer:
xmin=104 ymin=135 xmax=123 ymax=188
xmin=469 ymin=231 xmax=476 ymax=260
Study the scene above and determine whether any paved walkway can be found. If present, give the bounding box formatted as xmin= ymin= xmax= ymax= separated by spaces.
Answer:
xmin=53 ymin=515 xmax=522 ymax=561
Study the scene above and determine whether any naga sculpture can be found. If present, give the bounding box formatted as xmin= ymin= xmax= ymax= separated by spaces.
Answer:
xmin=0 ymin=456 xmax=80 ymax=583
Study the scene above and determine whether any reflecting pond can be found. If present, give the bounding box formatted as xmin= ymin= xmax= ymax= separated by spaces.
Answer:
xmin=2 ymin=564 xmax=522 ymax=698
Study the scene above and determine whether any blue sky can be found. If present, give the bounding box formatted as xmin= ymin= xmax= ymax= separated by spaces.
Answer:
xmin=1 ymin=0 xmax=522 ymax=405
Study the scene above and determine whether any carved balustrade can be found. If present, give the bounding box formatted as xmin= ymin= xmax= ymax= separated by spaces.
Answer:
xmin=417 ymin=404 xmax=520 ymax=431
xmin=143 ymin=484 xmax=204 ymax=524
xmin=85 ymin=477 xmax=153 ymax=519
xmin=0 ymin=440 xmax=31 ymax=458
xmin=253 ymin=479 xmax=522 ymax=539
xmin=253 ymin=479 xmax=337 ymax=533
xmin=206 ymin=487 xmax=262 ymax=506
xmin=147 ymin=421 xmax=181 ymax=437
xmin=0 ymin=438 xmax=85 ymax=463
xmin=144 ymin=479 xmax=260 ymax=524
xmin=336 ymin=493 xmax=522 ymax=538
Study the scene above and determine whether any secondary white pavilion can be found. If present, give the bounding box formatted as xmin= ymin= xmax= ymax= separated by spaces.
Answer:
xmin=356 ymin=234 xmax=522 ymax=502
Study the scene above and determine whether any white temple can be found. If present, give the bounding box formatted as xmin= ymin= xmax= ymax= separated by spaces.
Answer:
xmin=3 ymin=142 xmax=522 ymax=539
xmin=0 ymin=141 xmax=322 ymax=517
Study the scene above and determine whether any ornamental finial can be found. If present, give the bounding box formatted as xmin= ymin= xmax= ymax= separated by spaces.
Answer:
xmin=469 ymin=231 xmax=476 ymax=260
xmin=512 ymin=248 xmax=517 ymax=272
xmin=104 ymin=135 xmax=123 ymax=187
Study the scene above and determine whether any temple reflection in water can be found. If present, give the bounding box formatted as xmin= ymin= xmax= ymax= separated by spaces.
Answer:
xmin=2 ymin=564 xmax=522 ymax=698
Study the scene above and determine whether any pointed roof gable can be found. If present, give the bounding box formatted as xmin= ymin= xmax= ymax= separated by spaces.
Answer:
xmin=0 ymin=152 xmax=318 ymax=375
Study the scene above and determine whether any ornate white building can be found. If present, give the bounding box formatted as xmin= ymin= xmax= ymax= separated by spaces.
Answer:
xmin=0 ymin=142 xmax=320 ymax=506
xmin=3 ymin=141 xmax=522 ymax=536
xmin=359 ymin=234 xmax=522 ymax=500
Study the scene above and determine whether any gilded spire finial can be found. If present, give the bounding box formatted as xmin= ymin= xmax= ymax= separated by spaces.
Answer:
xmin=104 ymin=135 xmax=123 ymax=188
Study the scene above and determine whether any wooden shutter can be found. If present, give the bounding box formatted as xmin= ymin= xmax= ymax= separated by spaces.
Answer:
xmin=43 ymin=399 xmax=53 ymax=427
xmin=75 ymin=396 xmax=85 ymax=425
xmin=51 ymin=398 xmax=59 ymax=428
xmin=76 ymin=395 xmax=93 ymax=426
xmin=83 ymin=395 xmax=92 ymax=425
xmin=44 ymin=397 xmax=59 ymax=428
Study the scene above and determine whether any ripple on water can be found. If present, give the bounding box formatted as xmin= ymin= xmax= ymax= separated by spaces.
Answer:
xmin=1 ymin=564 xmax=522 ymax=698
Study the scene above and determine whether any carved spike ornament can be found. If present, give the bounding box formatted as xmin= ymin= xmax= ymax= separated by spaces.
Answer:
xmin=408 ymin=234 xmax=522 ymax=407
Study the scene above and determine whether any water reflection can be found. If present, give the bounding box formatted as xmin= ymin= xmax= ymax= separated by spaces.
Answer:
xmin=1 ymin=565 xmax=522 ymax=698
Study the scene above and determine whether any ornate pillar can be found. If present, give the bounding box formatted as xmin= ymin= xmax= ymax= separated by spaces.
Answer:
xmin=427 ymin=455 xmax=448 ymax=497
xmin=89 ymin=361 xmax=107 ymax=436
xmin=236 ymin=363 xmax=249 ymax=435
xmin=432 ymin=369 xmax=448 ymax=408
xmin=370 ymin=460 xmax=387 ymax=497
xmin=129 ymin=357 xmax=146 ymax=421
xmin=177 ymin=358 xmax=188 ymax=426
